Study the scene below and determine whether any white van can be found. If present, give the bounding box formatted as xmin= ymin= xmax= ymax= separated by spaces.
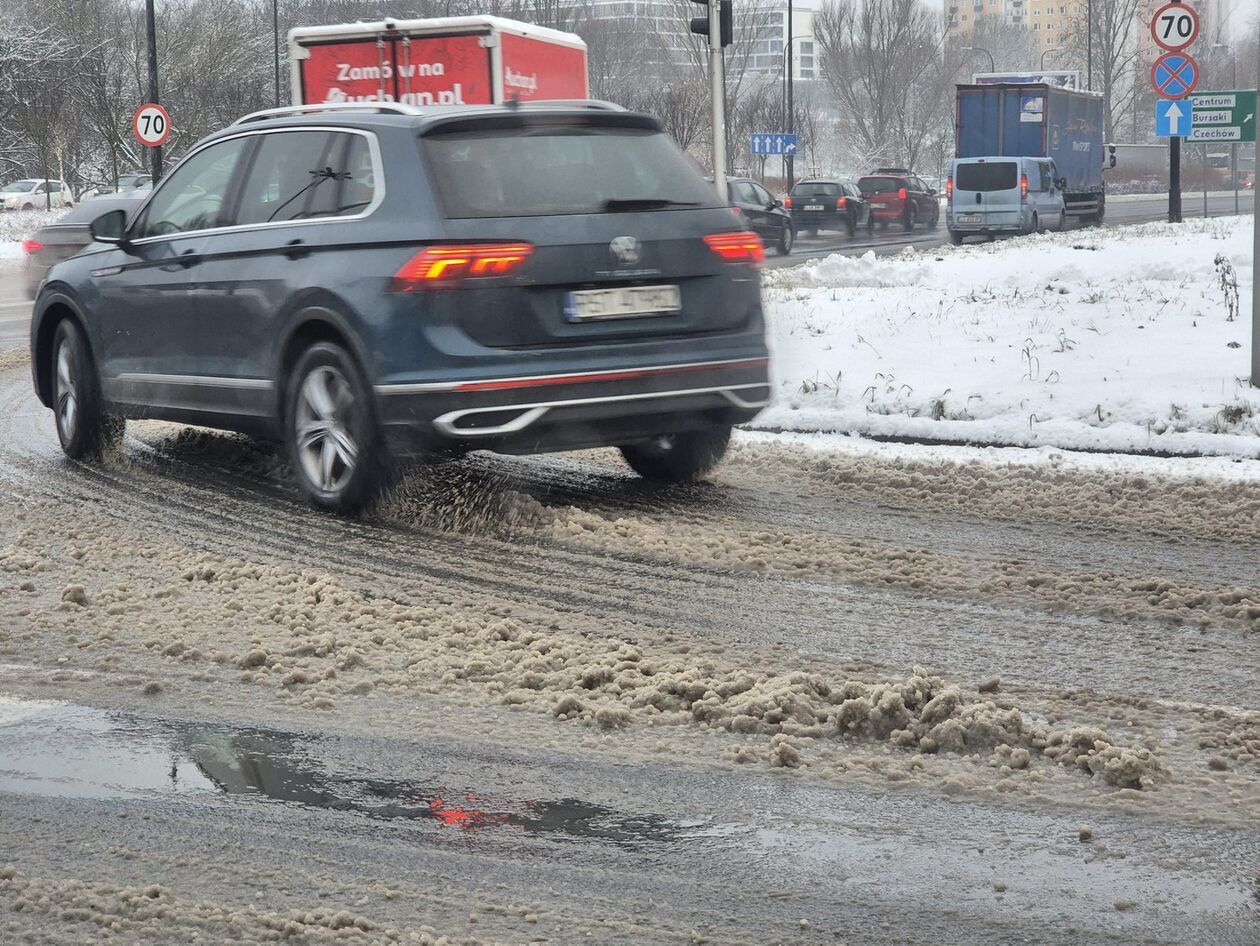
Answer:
xmin=946 ymin=157 xmax=1065 ymax=244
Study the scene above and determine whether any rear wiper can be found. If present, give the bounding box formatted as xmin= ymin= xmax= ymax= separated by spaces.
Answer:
xmin=601 ymin=198 xmax=700 ymax=212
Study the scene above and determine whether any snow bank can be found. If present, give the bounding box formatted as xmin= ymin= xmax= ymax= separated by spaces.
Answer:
xmin=760 ymin=216 xmax=1260 ymax=456
xmin=0 ymin=209 xmax=61 ymax=247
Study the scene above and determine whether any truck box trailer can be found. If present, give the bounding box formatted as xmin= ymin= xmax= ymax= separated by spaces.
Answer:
xmin=955 ymin=83 xmax=1107 ymax=221
xmin=289 ymin=16 xmax=588 ymax=108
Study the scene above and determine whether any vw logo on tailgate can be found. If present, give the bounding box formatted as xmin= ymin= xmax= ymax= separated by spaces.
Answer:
xmin=609 ymin=236 xmax=642 ymax=266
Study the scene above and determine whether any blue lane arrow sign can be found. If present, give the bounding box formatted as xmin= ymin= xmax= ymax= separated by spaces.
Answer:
xmin=1155 ymin=99 xmax=1188 ymax=137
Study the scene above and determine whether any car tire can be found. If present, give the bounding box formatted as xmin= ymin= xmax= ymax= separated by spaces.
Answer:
xmin=866 ymin=212 xmax=875 ymax=232
xmin=846 ymin=213 xmax=857 ymax=239
xmin=285 ymin=341 xmax=385 ymax=516
xmin=903 ymin=207 xmax=916 ymax=231
xmin=776 ymin=224 xmax=794 ymax=256
xmin=928 ymin=206 xmax=940 ymax=230
xmin=620 ymin=426 xmax=731 ymax=484
xmin=1028 ymin=213 xmax=1040 ymax=235
xmin=51 ymin=319 xmax=123 ymax=460
xmin=948 ymin=229 xmax=965 ymax=246
xmin=21 ymin=203 xmax=33 ymax=211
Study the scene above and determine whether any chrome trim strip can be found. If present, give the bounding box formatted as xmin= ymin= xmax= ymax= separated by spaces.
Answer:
xmin=375 ymin=357 xmax=768 ymax=395
xmin=431 ymin=383 xmax=770 ymax=438
xmin=125 ymin=126 xmax=386 ymax=248
xmin=113 ymin=373 xmax=274 ymax=390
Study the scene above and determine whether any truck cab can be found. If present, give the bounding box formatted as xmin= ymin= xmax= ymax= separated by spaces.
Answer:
xmin=945 ymin=156 xmax=1067 ymax=243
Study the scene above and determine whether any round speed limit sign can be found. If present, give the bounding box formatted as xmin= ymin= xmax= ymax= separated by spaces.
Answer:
xmin=1150 ymin=2 xmax=1199 ymax=52
xmin=133 ymin=103 xmax=172 ymax=148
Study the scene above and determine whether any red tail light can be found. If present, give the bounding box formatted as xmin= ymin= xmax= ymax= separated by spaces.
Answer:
xmin=703 ymin=231 xmax=765 ymax=267
xmin=783 ymin=196 xmax=793 ymax=209
xmin=946 ymin=176 xmax=953 ymax=200
xmin=391 ymin=243 xmax=533 ymax=290
xmin=1020 ymin=174 xmax=1029 ymax=200
xmin=836 ymin=196 xmax=848 ymax=209
xmin=21 ymin=238 xmax=43 ymax=255
xmin=897 ymin=187 xmax=907 ymax=201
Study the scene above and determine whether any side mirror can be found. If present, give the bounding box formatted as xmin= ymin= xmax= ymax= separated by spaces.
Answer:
xmin=770 ymin=199 xmax=782 ymax=210
xmin=928 ymin=188 xmax=937 ymax=196
xmin=90 ymin=209 xmax=128 ymax=246
xmin=1056 ymin=177 xmax=1068 ymax=191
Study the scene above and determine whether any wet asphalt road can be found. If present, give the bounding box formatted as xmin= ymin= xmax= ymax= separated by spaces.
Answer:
xmin=0 ymin=356 xmax=1257 ymax=942
xmin=0 ymin=259 xmax=30 ymax=349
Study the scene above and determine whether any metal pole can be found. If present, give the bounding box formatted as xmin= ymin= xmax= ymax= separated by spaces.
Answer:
xmin=1202 ymin=142 xmax=1208 ymax=217
xmin=1169 ymin=136 xmax=1181 ymax=223
xmin=273 ymin=0 xmax=281 ymax=108
xmin=145 ymin=0 xmax=162 ymax=180
xmin=1252 ymin=14 xmax=1260 ymax=388
xmin=1230 ymin=51 xmax=1238 ymax=215
xmin=1086 ymin=0 xmax=1092 ymax=90
xmin=786 ymin=0 xmax=794 ymax=188
xmin=709 ymin=0 xmax=726 ymax=198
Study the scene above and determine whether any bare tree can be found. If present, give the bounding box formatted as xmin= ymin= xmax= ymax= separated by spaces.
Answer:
xmin=1058 ymin=0 xmax=1142 ymax=140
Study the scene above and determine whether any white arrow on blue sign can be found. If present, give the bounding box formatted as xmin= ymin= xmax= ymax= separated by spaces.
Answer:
xmin=751 ymin=133 xmax=798 ymax=155
xmin=1155 ymin=99 xmax=1188 ymax=137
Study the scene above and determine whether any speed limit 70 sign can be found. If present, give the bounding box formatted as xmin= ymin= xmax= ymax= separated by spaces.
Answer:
xmin=1150 ymin=2 xmax=1199 ymax=52
xmin=133 ymin=103 xmax=172 ymax=148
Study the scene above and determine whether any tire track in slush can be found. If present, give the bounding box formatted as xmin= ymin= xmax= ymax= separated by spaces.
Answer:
xmin=0 ymin=368 xmax=1256 ymax=716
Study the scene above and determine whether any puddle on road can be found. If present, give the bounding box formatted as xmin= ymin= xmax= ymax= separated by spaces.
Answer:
xmin=0 ymin=696 xmax=726 ymax=850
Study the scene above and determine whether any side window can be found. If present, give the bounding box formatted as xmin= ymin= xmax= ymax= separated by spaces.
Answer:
xmin=235 ymin=130 xmax=376 ymax=226
xmin=49 ymin=182 xmax=61 ymax=193
xmin=1041 ymin=163 xmax=1054 ymax=191
xmin=751 ymin=183 xmax=774 ymax=206
xmin=135 ymin=137 xmax=249 ymax=239
xmin=733 ymin=181 xmax=758 ymax=204
xmin=34 ymin=182 xmax=47 ymax=194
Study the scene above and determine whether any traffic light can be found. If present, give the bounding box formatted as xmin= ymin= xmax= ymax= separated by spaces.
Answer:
xmin=690 ymin=0 xmax=733 ymax=47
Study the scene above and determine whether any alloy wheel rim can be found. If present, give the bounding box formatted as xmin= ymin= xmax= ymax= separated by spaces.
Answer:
xmin=55 ymin=341 xmax=78 ymax=441
xmin=295 ymin=365 xmax=359 ymax=494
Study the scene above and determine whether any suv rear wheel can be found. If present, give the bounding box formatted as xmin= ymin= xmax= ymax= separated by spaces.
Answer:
xmin=51 ymin=319 xmax=123 ymax=460
xmin=285 ymin=341 xmax=384 ymax=515
xmin=620 ymin=426 xmax=731 ymax=483
xmin=903 ymin=205 xmax=917 ymax=231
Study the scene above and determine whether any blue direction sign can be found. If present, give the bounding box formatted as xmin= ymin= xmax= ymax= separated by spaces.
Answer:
xmin=1155 ymin=99 xmax=1190 ymax=137
xmin=751 ymin=133 xmax=798 ymax=156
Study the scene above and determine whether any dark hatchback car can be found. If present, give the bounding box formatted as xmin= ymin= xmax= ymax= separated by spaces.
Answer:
xmin=785 ymin=179 xmax=871 ymax=237
xmin=30 ymin=102 xmax=771 ymax=513
xmin=21 ymin=194 xmax=147 ymax=298
xmin=724 ymin=177 xmax=793 ymax=255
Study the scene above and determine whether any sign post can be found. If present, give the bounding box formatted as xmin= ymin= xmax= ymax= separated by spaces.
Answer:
xmin=1252 ymin=17 xmax=1259 ymax=389
xmin=1150 ymin=3 xmax=1200 ymax=225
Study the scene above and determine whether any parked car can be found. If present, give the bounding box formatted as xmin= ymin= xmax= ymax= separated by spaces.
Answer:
xmin=857 ymin=169 xmax=939 ymax=230
xmin=31 ymin=102 xmax=771 ymax=514
xmin=945 ymin=156 xmax=1066 ymax=244
xmin=785 ymin=179 xmax=871 ymax=237
xmin=1 ymin=179 xmax=75 ymax=211
xmin=87 ymin=173 xmax=154 ymax=198
xmin=725 ymin=177 xmax=793 ymax=255
xmin=20 ymin=194 xmax=148 ymax=298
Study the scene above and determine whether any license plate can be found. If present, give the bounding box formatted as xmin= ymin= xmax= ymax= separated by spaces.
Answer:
xmin=564 ymin=285 xmax=681 ymax=322
xmin=872 ymin=201 xmax=887 ymax=207
xmin=958 ymin=214 xmax=982 ymax=224
xmin=804 ymin=204 xmax=824 ymax=211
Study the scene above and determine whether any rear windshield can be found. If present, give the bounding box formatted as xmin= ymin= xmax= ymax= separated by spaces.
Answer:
xmin=955 ymin=162 xmax=1019 ymax=192
xmin=791 ymin=182 xmax=841 ymax=197
xmin=857 ymin=177 xmax=905 ymax=195
xmin=423 ymin=125 xmax=722 ymax=218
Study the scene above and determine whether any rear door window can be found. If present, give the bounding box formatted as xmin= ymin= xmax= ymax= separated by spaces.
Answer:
xmin=791 ymin=182 xmax=840 ymax=198
xmin=234 ymin=130 xmax=376 ymax=227
xmin=750 ymin=183 xmax=774 ymax=206
xmin=423 ymin=123 xmax=721 ymax=218
xmin=857 ymin=177 xmax=903 ymax=195
xmin=954 ymin=162 xmax=1019 ymax=192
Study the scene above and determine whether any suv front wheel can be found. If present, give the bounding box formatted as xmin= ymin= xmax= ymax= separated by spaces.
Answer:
xmin=620 ymin=426 xmax=731 ymax=483
xmin=51 ymin=319 xmax=124 ymax=460
xmin=285 ymin=341 xmax=383 ymax=515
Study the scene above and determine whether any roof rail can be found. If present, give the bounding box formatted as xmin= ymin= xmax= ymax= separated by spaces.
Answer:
xmin=511 ymin=99 xmax=627 ymax=112
xmin=232 ymin=102 xmax=424 ymax=125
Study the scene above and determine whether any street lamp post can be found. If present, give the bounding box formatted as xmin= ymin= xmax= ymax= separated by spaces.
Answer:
xmin=1086 ymin=0 xmax=1092 ymax=90
xmin=1212 ymin=43 xmax=1238 ymax=215
xmin=273 ymin=0 xmax=282 ymax=108
xmin=781 ymin=35 xmax=808 ymax=187
xmin=962 ymin=45 xmax=995 ymax=75
xmin=144 ymin=0 xmax=162 ymax=180
xmin=1040 ymin=48 xmax=1056 ymax=71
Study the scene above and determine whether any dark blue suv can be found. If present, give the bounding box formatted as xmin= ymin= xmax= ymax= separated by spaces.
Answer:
xmin=30 ymin=102 xmax=770 ymax=513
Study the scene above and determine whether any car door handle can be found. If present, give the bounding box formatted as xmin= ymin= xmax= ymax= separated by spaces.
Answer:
xmin=283 ymin=239 xmax=310 ymax=260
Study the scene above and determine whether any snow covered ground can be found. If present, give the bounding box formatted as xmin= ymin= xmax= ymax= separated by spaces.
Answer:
xmin=760 ymin=216 xmax=1259 ymax=457
xmin=0 ymin=210 xmax=60 ymax=260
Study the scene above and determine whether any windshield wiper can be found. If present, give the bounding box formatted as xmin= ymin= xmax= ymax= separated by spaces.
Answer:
xmin=601 ymin=198 xmax=701 ymax=212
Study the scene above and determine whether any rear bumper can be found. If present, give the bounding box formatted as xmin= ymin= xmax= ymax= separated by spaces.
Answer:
xmin=375 ymin=356 xmax=771 ymax=457
xmin=790 ymin=210 xmax=845 ymax=230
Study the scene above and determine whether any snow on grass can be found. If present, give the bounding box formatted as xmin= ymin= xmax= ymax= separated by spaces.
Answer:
xmin=759 ymin=216 xmax=1259 ymax=457
xmin=0 ymin=209 xmax=61 ymax=245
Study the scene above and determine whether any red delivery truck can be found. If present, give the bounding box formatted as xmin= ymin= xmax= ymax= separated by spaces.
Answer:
xmin=287 ymin=15 xmax=589 ymax=108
